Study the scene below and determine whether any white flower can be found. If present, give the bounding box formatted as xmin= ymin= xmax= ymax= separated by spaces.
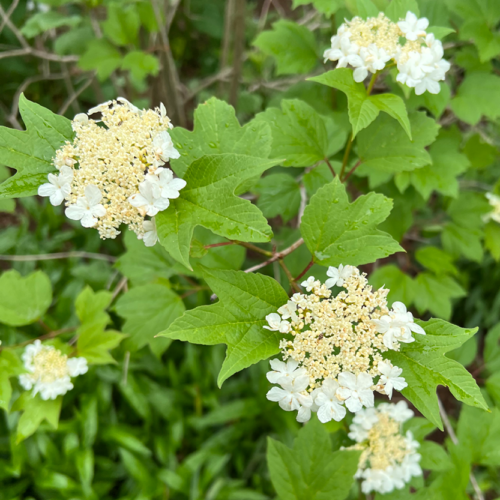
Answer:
xmin=372 ymin=301 xmax=425 ymax=349
xmin=380 ymin=400 xmax=414 ymax=423
xmin=398 ymin=12 xmax=429 ymax=41
xmin=138 ymin=219 xmax=158 ymax=247
xmin=38 ymin=166 xmax=73 ymax=206
xmin=349 ymin=45 xmax=391 ymax=82
xmin=263 ymin=313 xmax=291 ymax=333
xmin=266 ymin=375 xmax=312 ymax=411
xmin=301 ymin=276 xmax=316 ymax=291
xmin=315 ymin=378 xmax=347 ymax=423
xmin=277 ymin=300 xmax=298 ymax=321
xmin=146 ymin=167 xmax=186 ymax=199
xmin=67 ymin=357 xmax=88 ymax=377
xmin=348 ymin=407 xmax=380 ymax=442
xmin=266 ymin=358 xmax=307 ymax=385
xmin=325 ymin=264 xmax=355 ymax=288
xmin=485 ymin=193 xmax=500 ymax=223
xmin=128 ymin=180 xmax=170 ymax=217
xmin=337 ymin=372 xmax=374 ymax=412
xmin=65 ymin=184 xmax=106 ymax=227
xmin=360 ymin=468 xmax=395 ymax=494
xmin=378 ymin=361 xmax=407 ymax=399
xmin=19 ymin=340 xmax=87 ymax=400
xmin=152 ymin=130 xmax=180 ymax=163
xmin=87 ymin=100 xmax=112 ymax=115
xmin=323 ymin=28 xmax=360 ymax=66
xmin=116 ymin=96 xmax=140 ymax=113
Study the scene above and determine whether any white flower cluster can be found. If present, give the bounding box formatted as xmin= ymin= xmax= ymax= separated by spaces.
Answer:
xmin=324 ymin=11 xmax=450 ymax=95
xmin=484 ymin=192 xmax=500 ymax=224
xmin=265 ymin=265 xmax=425 ymax=423
xmin=346 ymin=402 xmax=422 ymax=494
xmin=38 ymin=98 xmax=185 ymax=246
xmin=19 ymin=340 xmax=88 ymax=400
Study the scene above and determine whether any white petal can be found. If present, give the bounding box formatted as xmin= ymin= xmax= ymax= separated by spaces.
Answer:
xmin=38 ymin=183 xmax=57 ymax=197
xmin=345 ymin=397 xmax=363 ymax=413
xmin=49 ymin=190 xmax=65 ymax=206
xmin=85 ymin=185 xmax=102 ymax=206
xmin=91 ymin=204 xmax=106 ymax=217
xmin=338 ymin=371 xmax=357 ymax=390
xmin=81 ymin=212 xmax=98 ymax=228
xmin=65 ymin=204 xmax=86 ymax=221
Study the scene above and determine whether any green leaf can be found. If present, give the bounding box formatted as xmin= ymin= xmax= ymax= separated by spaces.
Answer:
xmin=79 ymin=39 xmax=122 ymax=81
xmin=385 ymin=0 xmax=420 ymax=20
xmin=116 ymin=230 xmax=191 ymax=286
xmin=369 ymin=264 xmax=415 ymax=306
xmin=485 ymin=220 xmax=500 ymax=260
xmin=310 ymin=70 xmax=412 ymax=138
xmin=292 ymin=0 xmax=344 ymax=15
xmin=444 ymin=0 xmax=500 ymax=22
xmin=301 ymin=177 xmax=403 ymax=267
xmin=0 ymin=350 xmax=24 ymax=411
xmin=170 ymin=97 xmax=272 ymax=177
xmin=157 ymin=268 xmax=289 ymax=386
xmin=267 ymin=418 xmax=360 ymax=500
xmin=0 ymin=270 xmax=52 ymax=326
xmin=428 ymin=26 xmax=456 ymax=39
xmin=457 ymin=406 xmax=500 ymax=466
xmin=484 ymin=323 xmax=500 ymax=373
xmin=464 ymin=134 xmax=498 ymax=169
xmin=102 ymin=2 xmax=140 ymax=46
xmin=385 ymin=319 xmax=487 ymax=430
xmin=442 ymin=223 xmax=483 ymax=262
xmin=115 ymin=283 xmax=185 ymax=355
xmin=156 ymin=154 xmax=276 ymax=269
xmin=448 ymin=190 xmax=490 ymax=229
xmin=254 ymin=173 xmax=301 ymax=223
xmin=460 ymin=20 xmax=500 ymax=61
xmin=419 ymin=442 xmax=452 ymax=471
xmin=451 ymin=72 xmax=500 ymax=125
xmin=303 ymin=162 xmax=341 ymax=197
xmin=253 ymin=99 xmax=328 ymax=167
xmin=415 ymin=246 xmax=458 ymax=276
xmin=398 ymin=134 xmax=469 ymax=199
xmin=54 ymin=26 xmax=95 ymax=56
xmin=13 ymin=393 xmax=62 ymax=442
xmin=407 ymin=82 xmax=451 ymax=118
xmin=75 ymin=287 xmax=124 ymax=364
xmin=0 ymin=95 xmax=73 ymax=199
xmin=253 ymin=20 xmax=318 ymax=75
xmin=414 ymin=273 xmax=465 ymax=320
xmin=357 ymin=111 xmax=439 ymax=174
xmin=354 ymin=0 xmax=380 ymax=18
xmin=121 ymin=51 xmax=159 ymax=82
xmin=21 ymin=11 xmax=81 ymax=38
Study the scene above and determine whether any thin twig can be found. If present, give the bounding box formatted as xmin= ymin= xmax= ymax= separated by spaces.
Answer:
xmin=0 ymin=252 xmax=117 ymax=262
xmin=279 ymin=259 xmax=301 ymax=293
xmin=0 ymin=47 xmax=79 ymax=62
xmin=122 ymin=351 xmax=130 ymax=385
xmin=111 ymin=276 xmax=128 ymax=302
xmin=2 ymin=327 xmax=76 ymax=351
xmin=0 ymin=3 xmax=28 ymax=48
xmin=58 ymin=75 xmax=95 ymax=115
xmin=0 ymin=0 xmax=20 ymax=37
xmin=229 ymin=0 xmax=246 ymax=107
xmin=343 ymin=159 xmax=362 ymax=183
xmin=244 ymin=238 xmax=304 ymax=273
xmin=297 ymin=184 xmax=307 ymax=228
xmin=438 ymin=397 xmax=484 ymax=500
xmin=219 ymin=0 xmax=235 ymax=96
xmin=295 ymin=259 xmax=314 ymax=282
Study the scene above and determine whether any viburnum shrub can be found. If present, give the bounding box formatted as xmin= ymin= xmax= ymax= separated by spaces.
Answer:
xmin=0 ymin=0 xmax=500 ymax=499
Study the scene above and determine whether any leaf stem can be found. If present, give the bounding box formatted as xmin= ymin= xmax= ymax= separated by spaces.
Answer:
xmin=244 ymin=238 xmax=304 ymax=273
xmin=339 ymin=133 xmax=354 ymax=180
xmin=294 ymin=258 xmax=314 ymax=282
xmin=342 ymin=159 xmax=362 ymax=183
xmin=324 ymin=158 xmax=336 ymax=178
xmin=205 ymin=241 xmax=236 ymax=249
xmin=279 ymin=259 xmax=301 ymax=293
xmin=2 ymin=327 xmax=77 ymax=351
xmin=237 ymin=241 xmax=273 ymax=257
xmin=366 ymin=72 xmax=379 ymax=96
xmin=438 ymin=397 xmax=484 ymax=500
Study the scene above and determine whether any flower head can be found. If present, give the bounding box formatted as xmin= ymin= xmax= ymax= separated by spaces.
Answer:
xmin=139 ymin=218 xmax=158 ymax=247
xmin=324 ymin=11 xmax=449 ymax=94
xmin=19 ymin=340 xmax=88 ymax=400
xmin=485 ymin=192 xmax=500 ymax=224
xmin=43 ymin=98 xmax=185 ymax=242
xmin=265 ymin=266 xmax=421 ymax=423
xmin=346 ymin=402 xmax=421 ymax=494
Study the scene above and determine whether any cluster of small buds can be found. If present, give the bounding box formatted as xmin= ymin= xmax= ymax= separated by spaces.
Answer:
xmin=344 ymin=401 xmax=422 ymax=495
xmin=19 ymin=340 xmax=88 ymax=400
xmin=324 ymin=11 xmax=450 ymax=95
xmin=265 ymin=265 xmax=425 ymax=423
xmin=484 ymin=192 xmax=500 ymax=224
xmin=38 ymin=98 xmax=186 ymax=246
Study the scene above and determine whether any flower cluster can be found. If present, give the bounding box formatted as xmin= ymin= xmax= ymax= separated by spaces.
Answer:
xmin=19 ymin=340 xmax=88 ymax=400
xmin=38 ymin=98 xmax=185 ymax=246
xmin=265 ymin=265 xmax=425 ymax=423
xmin=345 ymin=402 xmax=422 ymax=494
xmin=484 ymin=192 xmax=500 ymax=224
xmin=324 ymin=11 xmax=450 ymax=95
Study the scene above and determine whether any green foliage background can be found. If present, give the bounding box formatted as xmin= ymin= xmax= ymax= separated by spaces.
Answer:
xmin=0 ymin=0 xmax=500 ymax=499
